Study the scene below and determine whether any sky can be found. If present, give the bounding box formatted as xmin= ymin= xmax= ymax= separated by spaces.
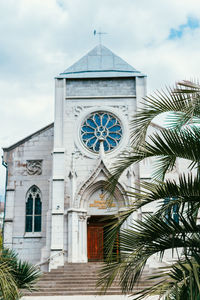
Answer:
xmin=1 ymin=0 xmax=200 ymax=193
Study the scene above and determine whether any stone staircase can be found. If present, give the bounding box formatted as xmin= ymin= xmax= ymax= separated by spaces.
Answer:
xmin=23 ymin=262 xmax=153 ymax=296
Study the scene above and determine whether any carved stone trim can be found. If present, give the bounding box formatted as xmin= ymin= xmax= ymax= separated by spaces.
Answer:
xmin=78 ymin=214 xmax=87 ymax=221
xmin=77 ymin=160 xmax=110 ymax=197
xmin=111 ymin=105 xmax=128 ymax=115
xmin=74 ymin=159 xmax=127 ymax=209
xmin=73 ymin=105 xmax=83 ymax=116
xmin=26 ymin=160 xmax=43 ymax=175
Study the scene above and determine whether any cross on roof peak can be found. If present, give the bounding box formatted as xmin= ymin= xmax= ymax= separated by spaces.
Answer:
xmin=93 ymin=30 xmax=107 ymax=45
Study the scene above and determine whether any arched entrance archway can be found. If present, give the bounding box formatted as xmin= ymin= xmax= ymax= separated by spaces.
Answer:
xmin=67 ymin=173 xmax=126 ymax=263
xmin=86 ymin=183 xmax=125 ymax=262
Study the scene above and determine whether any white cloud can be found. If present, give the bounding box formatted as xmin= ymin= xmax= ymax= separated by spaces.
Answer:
xmin=0 ymin=0 xmax=200 ymax=189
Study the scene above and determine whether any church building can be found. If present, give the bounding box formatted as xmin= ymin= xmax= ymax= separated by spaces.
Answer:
xmin=2 ymin=45 xmax=147 ymax=271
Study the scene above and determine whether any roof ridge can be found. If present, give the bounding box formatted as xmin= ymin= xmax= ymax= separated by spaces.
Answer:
xmin=57 ymin=44 xmax=146 ymax=79
xmin=3 ymin=123 xmax=54 ymax=152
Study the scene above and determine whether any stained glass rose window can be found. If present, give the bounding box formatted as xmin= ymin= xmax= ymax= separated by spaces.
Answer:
xmin=81 ymin=112 xmax=122 ymax=153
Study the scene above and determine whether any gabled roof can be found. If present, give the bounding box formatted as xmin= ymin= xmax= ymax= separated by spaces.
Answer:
xmin=3 ymin=123 xmax=54 ymax=152
xmin=57 ymin=44 xmax=146 ymax=79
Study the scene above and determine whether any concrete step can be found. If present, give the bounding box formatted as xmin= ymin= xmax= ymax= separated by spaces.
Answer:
xmin=42 ymin=272 xmax=100 ymax=276
xmin=41 ymin=276 xmax=100 ymax=280
xmin=34 ymin=286 xmax=150 ymax=292
xmin=24 ymin=263 xmax=153 ymax=297
xmin=23 ymin=290 xmax=145 ymax=296
xmin=40 ymin=277 xmax=152 ymax=284
xmin=23 ymin=291 xmax=126 ymax=296
xmin=37 ymin=279 xmax=153 ymax=285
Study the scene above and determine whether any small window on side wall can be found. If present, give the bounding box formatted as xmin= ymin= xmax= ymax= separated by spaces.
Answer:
xmin=25 ymin=186 xmax=42 ymax=233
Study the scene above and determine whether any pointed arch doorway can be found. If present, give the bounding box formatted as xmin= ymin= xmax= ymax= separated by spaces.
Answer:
xmin=86 ymin=186 xmax=119 ymax=262
xmin=77 ymin=176 xmax=126 ymax=263
xmin=85 ymin=185 xmax=125 ymax=262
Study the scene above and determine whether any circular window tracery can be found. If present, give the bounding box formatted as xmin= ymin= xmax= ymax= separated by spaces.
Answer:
xmin=81 ymin=112 xmax=123 ymax=153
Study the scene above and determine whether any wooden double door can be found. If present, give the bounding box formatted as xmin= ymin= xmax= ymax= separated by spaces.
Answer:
xmin=87 ymin=217 xmax=119 ymax=261
xmin=87 ymin=217 xmax=106 ymax=261
xmin=87 ymin=223 xmax=104 ymax=261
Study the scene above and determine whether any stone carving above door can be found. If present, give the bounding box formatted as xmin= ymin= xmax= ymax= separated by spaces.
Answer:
xmin=26 ymin=160 xmax=43 ymax=175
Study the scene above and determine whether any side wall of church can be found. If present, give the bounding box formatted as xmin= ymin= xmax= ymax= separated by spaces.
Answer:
xmin=3 ymin=126 xmax=54 ymax=264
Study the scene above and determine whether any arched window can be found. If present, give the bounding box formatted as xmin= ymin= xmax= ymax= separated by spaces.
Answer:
xmin=25 ymin=186 xmax=42 ymax=232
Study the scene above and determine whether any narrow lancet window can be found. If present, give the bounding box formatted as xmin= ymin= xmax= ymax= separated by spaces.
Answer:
xmin=25 ymin=186 xmax=42 ymax=232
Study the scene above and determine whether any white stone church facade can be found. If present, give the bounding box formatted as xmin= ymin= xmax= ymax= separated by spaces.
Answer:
xmin=2 ymin=45 xmax=148 ymax=271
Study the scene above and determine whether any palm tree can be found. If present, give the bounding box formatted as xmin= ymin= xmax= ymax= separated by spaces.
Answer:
xmin=0 ymin=248 xmax=41 ymax=300
xmin=98 ymin=81 xmax=200 ymax=299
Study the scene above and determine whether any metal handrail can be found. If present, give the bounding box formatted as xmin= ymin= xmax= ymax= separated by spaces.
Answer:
xmin=36 ymin=250 xmax=67 ymax=267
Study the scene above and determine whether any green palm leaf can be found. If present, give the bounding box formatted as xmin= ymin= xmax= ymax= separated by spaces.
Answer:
xmin=107 ymin=126 xmax=200 ymax=191
xmin=99 ymin=213 xmax=200 ymax=295
xmin=0 ymin=262 xmax=19 ymax=300
xmin=126 ymin=173 xmax=200 ymax=218
xmin=131 ymin=81 xmax=200 ymax=146
xmin=14 ymin=260 xmax=41 ymax=291
xmin=100 ymin=79 xmax=200 ymax=299
xmin=132 ymin=254 xmax=200 ymax=300
xmin=0 ymin=248 xmax=41 ymax=297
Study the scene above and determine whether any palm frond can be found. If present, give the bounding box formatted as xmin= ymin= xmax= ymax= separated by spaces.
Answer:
xmin=125 ymin=173 xmax=200 ymax=218
xmin=99 ymin=213 xmax=200 ymax=294
xmin=0 ymin=248 xmax=41 ymax=295
xmin=175 ymin=80 xmax=200 ymax=94
xmin=101 ymin=79 xmax=200 ymax=299
xmin=131 ymin=253 xmax=200 ymax=300
xmin=14 ymin=260 xmax=41 ymax=291
xmin=0 ymin=262 xmax=19 ymax=300
xmin=131 ymin=81 xmax=200 ymax=146
xmin=108 ymin=127 xmax=200 ymax=191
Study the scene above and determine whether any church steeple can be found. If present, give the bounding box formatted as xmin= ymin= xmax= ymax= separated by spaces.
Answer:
xmin=57 ymin=44 xmax=146 ymax=79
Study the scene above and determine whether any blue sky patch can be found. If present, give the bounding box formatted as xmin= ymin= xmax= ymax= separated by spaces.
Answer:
xmin=169 ymin=16 xmax=199 ymax=39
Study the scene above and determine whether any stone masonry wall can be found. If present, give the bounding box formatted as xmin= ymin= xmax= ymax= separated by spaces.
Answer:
xmin=66 ymin=78 xmax=136 ymax=97
xmin=4 ymin=125 xmax=53 ymax=264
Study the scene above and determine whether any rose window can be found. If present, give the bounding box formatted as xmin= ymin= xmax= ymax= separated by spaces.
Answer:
xmin=81 ymin=112 xmax=122 ymax=153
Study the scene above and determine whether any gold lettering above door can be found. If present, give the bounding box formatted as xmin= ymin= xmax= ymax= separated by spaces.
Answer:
xmin=89 ymin=194 xmax=116 ymax=209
